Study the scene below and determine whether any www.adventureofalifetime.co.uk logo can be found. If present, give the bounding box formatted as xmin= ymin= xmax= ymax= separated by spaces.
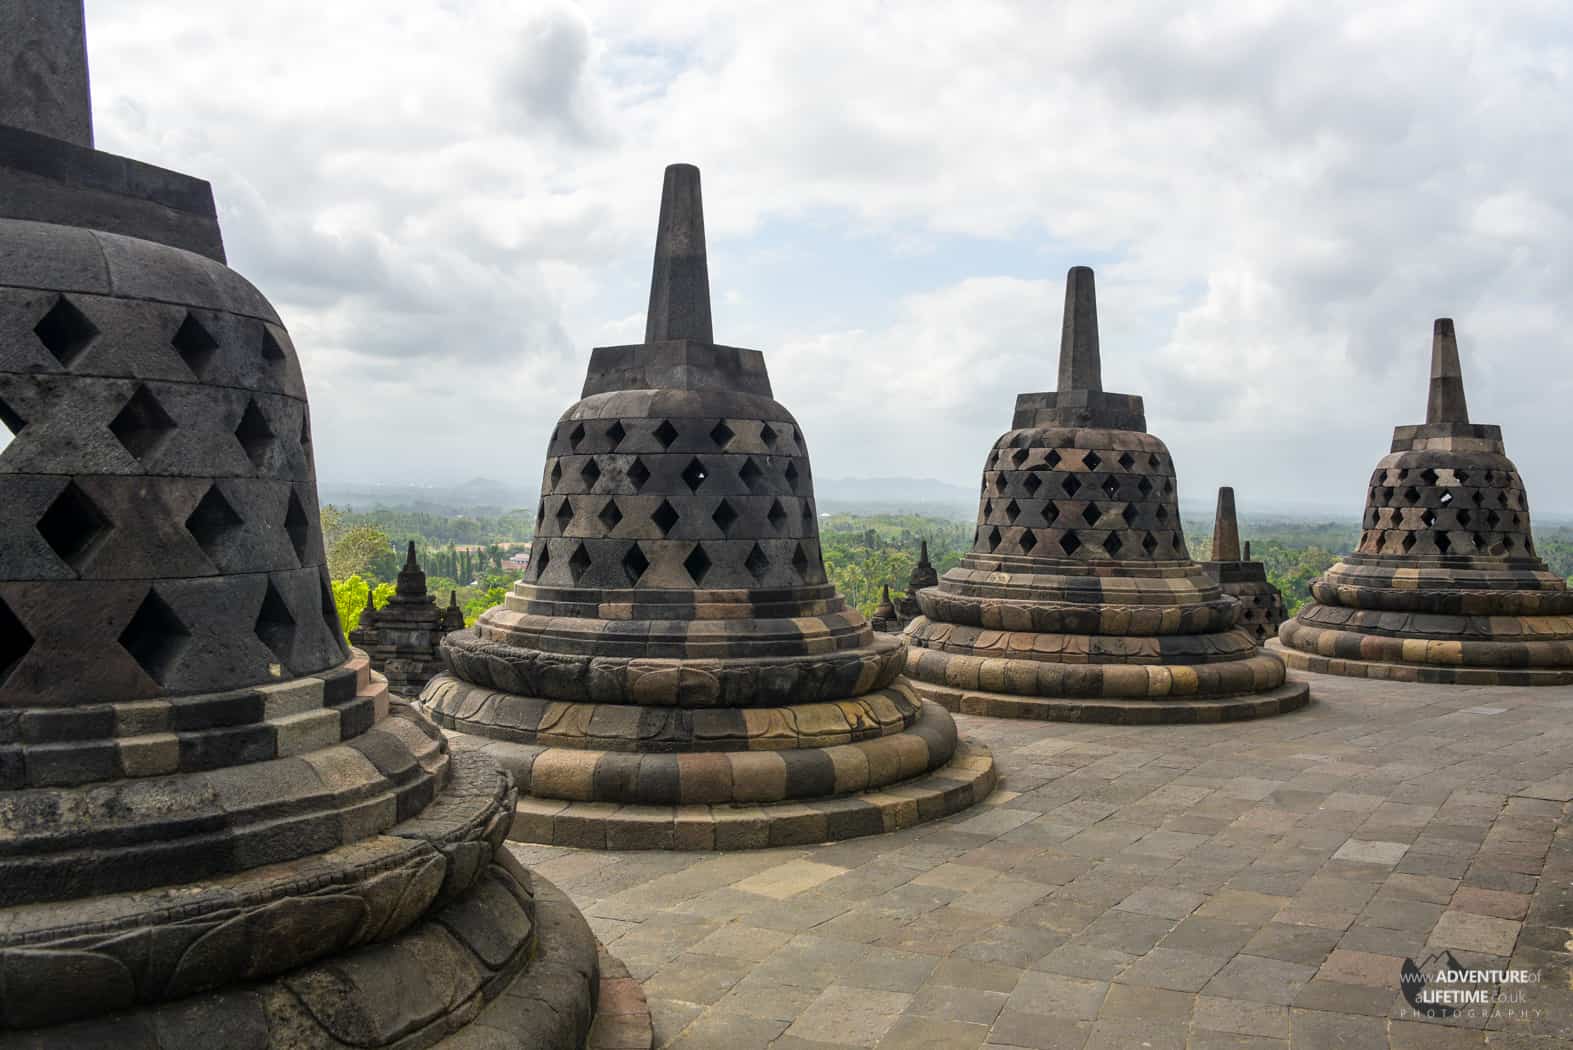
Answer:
xmin=1397 ymin=951 xmax=1544 ymax=1022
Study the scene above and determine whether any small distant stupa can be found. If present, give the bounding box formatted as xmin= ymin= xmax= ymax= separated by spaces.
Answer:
xmin=1277 ymin=320 xmax=1573 ymax=684
xmin=1200 ymin=487 xmax=1287 ymax=644
xmin=348 ymin=542 xmax=459 ymax=697
xmin=872 ymin=539 xmax=939 ymax=633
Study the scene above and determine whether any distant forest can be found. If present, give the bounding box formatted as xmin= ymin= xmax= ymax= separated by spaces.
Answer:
xmin=319 ymin=500 xmax=1573 ymax=634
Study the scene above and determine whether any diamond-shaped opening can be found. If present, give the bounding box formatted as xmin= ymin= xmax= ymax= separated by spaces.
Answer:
xmin=1421 ymin=508 xmax=1437 ymax=528
xmin=1483 ymin=470 xmax=1496 ymax=484
xmin=1171 ymin=534 xmax=1183 ymax=550
xmin=628 ymin=457 xmax=650 ymax=491
xmin=1497 ymin=490 xmax=1509 ymax=507
xmin=792 ymin=543 xmax=811 ymax=580
xmin=1455 ymin=470 xmax=1470 ymax=484
xmin=534 ymin=542 xmax=551 ymax=578
xmin=1081 ymin=503 xmax=1101 ymax=527
xmin=622 ymin=542 xmax=649 ymax=585
xmin=1005 ymin=499 xmax=1021 ymax=523
xmin=38 ymin=481 xmax=111 ymax=572
xmin=1101 ymin=475 xmax=1121 ymax=499
xmin=653 ymin=499 xmax=681 ymax=536
xmin=300 ymin=413 xmax=312 ymax=449
xmin=555 ymin=498 xmax=575 ymax=531
xmin=569 ymin=423 xmax=586 ymax=449
xmin=1019 ymin=529 xmax=1038 ymax=553
xmin=682 ymin=458 xmax=708 ymax=492
xmin=186 ymin=484 xmax=244 ymax=560
xmin=802 ymin=500 xmax=814 ymax=521
xmin=1148 ymin=454 xmax=1162 ymax=470
xmin=1436 ymin=533 xmax=1452 ymax=555
xmin=987 ymin=526 xmax=1002 ymax=551
xmin=1162 ymin=480 xmax=1174 ymax=495
xmin=760 ymin=423 xmax=778 ymax=448
xmin=261 ymin=327 xmax=287 ymax=364
xmin=254 ymin=581 xmax=297 ymax=667
xmin=1142 ymin=532 xmax=1159 ymax=554
xmin=710 ymin=420 xmax=735 ymax=448
xmin=1060 ymin=531 xmax=1082 ymax=556
xmin=738 ymin=457 xmax=764 ymax=492
xmin=172 ymin=312 xmax=220 ymax=378
xmin=1486 ymin=509 xmax=1501 ymax=528
xmin=1471 ymin=489 xmax=1485 ymax=506
xmin=1118 ymin=451 xmax=1136 ymax=470
xmin=1401 ymin=532 xmax=1417 ymax=552
xmin=1045 ymin=449 xmax=1062 ymax=469
xmin=1439 ymin=490 xmax=1453 ymax=506
xmin=119 ymin=589 xmax=189 ymax=685
xmin=1457 ymin=508 xmax=1472 ymax=528
xmin=745 ymin=542 xmax=770 ymax=581
xmin=536 ymin=501 xmax=546 ymax=528
xmin=994 ymin=474 xmax=1008 ymax=494
xmin=1137 ymin=477 xmax=1153 ymax=497
xmin=1062 ymin=475 xmax=1082 ymax=497
xmin=1103 ymin=533 xmax=1123 ymax=557
xmin=654 ymin=419 xmax=679 ymax=448
xmin=568 ymin=542 xmax=592 ymax=583
xmin=34 ymin=296 xmax=98 ymax=367
xmin=1083 ymin=451 xmax=1102 ymax=471
xmin=684 ymin=544 xmax=712 ymax=585
xmin=983 ymin=499 xmax=995 ymax=517
xmin=109 ymin=384 xmax=177 ymax=462
xmin=549 ymin=460 xmax=563 ymax=488
xmin=0 ymin=598 xmax=33 ymax=687
xmin=1122 ymin=503 xmax=1138 ymax=527
xmin=785 ymin=461 xmax=801 ymax=493
xmin=1023 ymin=474 xmax=1042 ymax=496
xmin=1472 ymin=532 xmax=1486 ymax=551
xmin=606 ymin=420 xmax=627 ymax=447
xmin=598 ymin=498 xmax=624 ymax=532
xmin=580 ymin=458 xmax=601 ymax=487
xmin=767 ymin=499 xmax=788 ymax=531
xmin=1420 ymin=468 xmax=1439 ymax=486
xmin=1043 ymin=503 xmax=1060 ymax=526
xmin=319 ymin=570 xmax=344 ymax=649
xmin=1156 ymin=505 xmax=1169 ymax=522
xmin=1012 ymin=448 xmax=1029 ymax=466
xmin=234 ymin=399 xmax=274 ymax=468
xmin=1503 ymin=535 xmax=1516 ymax=552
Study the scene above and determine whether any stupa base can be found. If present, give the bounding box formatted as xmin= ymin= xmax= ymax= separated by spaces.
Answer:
xmin=481 ymin=740 xmax=997 ymax=850
xmin=1269 ymin=639 xmax=1573 ymax=687
xmin=909 ymin=677 xmax=1310 ymax=724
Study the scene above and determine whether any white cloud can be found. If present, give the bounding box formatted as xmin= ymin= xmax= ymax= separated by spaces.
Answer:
xmin=80 ymin=0 xmax=1573 ymax=513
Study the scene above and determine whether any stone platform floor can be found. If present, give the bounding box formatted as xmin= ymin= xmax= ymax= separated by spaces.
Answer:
xmin=509 ymin=671 xmax=1573 ymax=1049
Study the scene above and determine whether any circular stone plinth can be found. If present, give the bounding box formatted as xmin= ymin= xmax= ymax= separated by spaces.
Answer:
xmin=493 ymin=741 xmax=996 ymax=851
xmin=908 ymin=677 xmax=1310 ymax=724
xmin=1268 ymin=639 xmax=1573 ymax=687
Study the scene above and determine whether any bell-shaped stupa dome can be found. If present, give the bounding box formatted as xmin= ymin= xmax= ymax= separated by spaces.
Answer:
xmin=903 ymin=267 xmax=1310 ymax=723
xmin=1277 ymin=320 xmax=1573 ymax=684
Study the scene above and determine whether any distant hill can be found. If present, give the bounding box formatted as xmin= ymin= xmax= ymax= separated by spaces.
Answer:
xmin=813 ymin=477 xmax=977 ymax=516
xmin=319 ymin=477 xmax=536 ymax=513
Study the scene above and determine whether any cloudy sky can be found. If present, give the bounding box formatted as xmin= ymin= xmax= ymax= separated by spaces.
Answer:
xmin=83 ymin=1 xmax=1573 ymax=515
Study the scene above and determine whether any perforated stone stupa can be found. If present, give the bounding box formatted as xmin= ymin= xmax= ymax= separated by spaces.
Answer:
xmin=350 ymin=542 xmax=460 ymax=698
xmin=0 ymin=7 xmax=602 ymax=1045
xmin=1201 ymin=487 xmax=1287 ymax=643
xmin=901 ymin=267 xmax=1310 ymax=723
xmin=422 ymin=164 xmax=995 ymax=849
xmin=1277 ymin=320 xmax=1573 ymax=684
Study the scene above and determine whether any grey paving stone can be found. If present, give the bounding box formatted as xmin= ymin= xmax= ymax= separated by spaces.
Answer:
xmin=1202 ymin=956 xmax=1318 ymax=1005
xmin=1114 ymin=946 xmax=1229 ymax=992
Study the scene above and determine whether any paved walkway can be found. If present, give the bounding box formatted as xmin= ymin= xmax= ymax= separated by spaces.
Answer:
xmin=510 ymin=671 xmax=1573 ymax=1049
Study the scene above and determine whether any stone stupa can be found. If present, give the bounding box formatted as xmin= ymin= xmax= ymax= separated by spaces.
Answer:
xmin=902 ymin=267 xmax=1311 ymax=723
xmin=1201 ymin=487 xmax=1287 ymax=643
xmin=422 ymin=164 xmax=995 ymax=849
xmin=1277 ymin=320 xmax=1573 ymax=684
xmin=0 ymin=6 xmax=605 ymax=1045
xmin=349 ymin=541 xmax=458 ymax=698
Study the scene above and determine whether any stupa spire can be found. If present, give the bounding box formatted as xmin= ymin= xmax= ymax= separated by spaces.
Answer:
xmin=1212 ymin=487 xmax=1242 ymax=562
xmin=1426 ymin=318 xmax=1469 ymax=425
xmin=1057 ymin=266 xmax=1101 ymax=392
xmin=917 ymin=539 xmax=932 ymax=569
xmin=0 ymin=0 xmax=93 ymax=147
xmin=644 ymin=163 xmax=713 ymax=344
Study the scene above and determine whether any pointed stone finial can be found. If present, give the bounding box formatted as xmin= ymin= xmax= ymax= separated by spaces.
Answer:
xmin=1212 ymin=487 xmax=1242 ymax=562
xmin=0 ymin=1 xmax=94 ymax=147
xmin=875 ymin=584 xmax=896 ymax=618
xmin=404 ymin=541 xmax=419 ymax=570
xmin=1243 ymin=540 xmax=1252 ymax=561
xmin=1057 ymin=266 xmax=1102 ymax=393
xmin=644 ymin=163 xmax=713 ymax=344
xmin=448 ymin=590 xmax=459 ymax=610
xmin=1426 ymin=318 xmax=1470 ymax=425
xmin=396 ymin=541 xmax=428 ymax=599
xmin=918 ymin=540 xmax=932 ymax=568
